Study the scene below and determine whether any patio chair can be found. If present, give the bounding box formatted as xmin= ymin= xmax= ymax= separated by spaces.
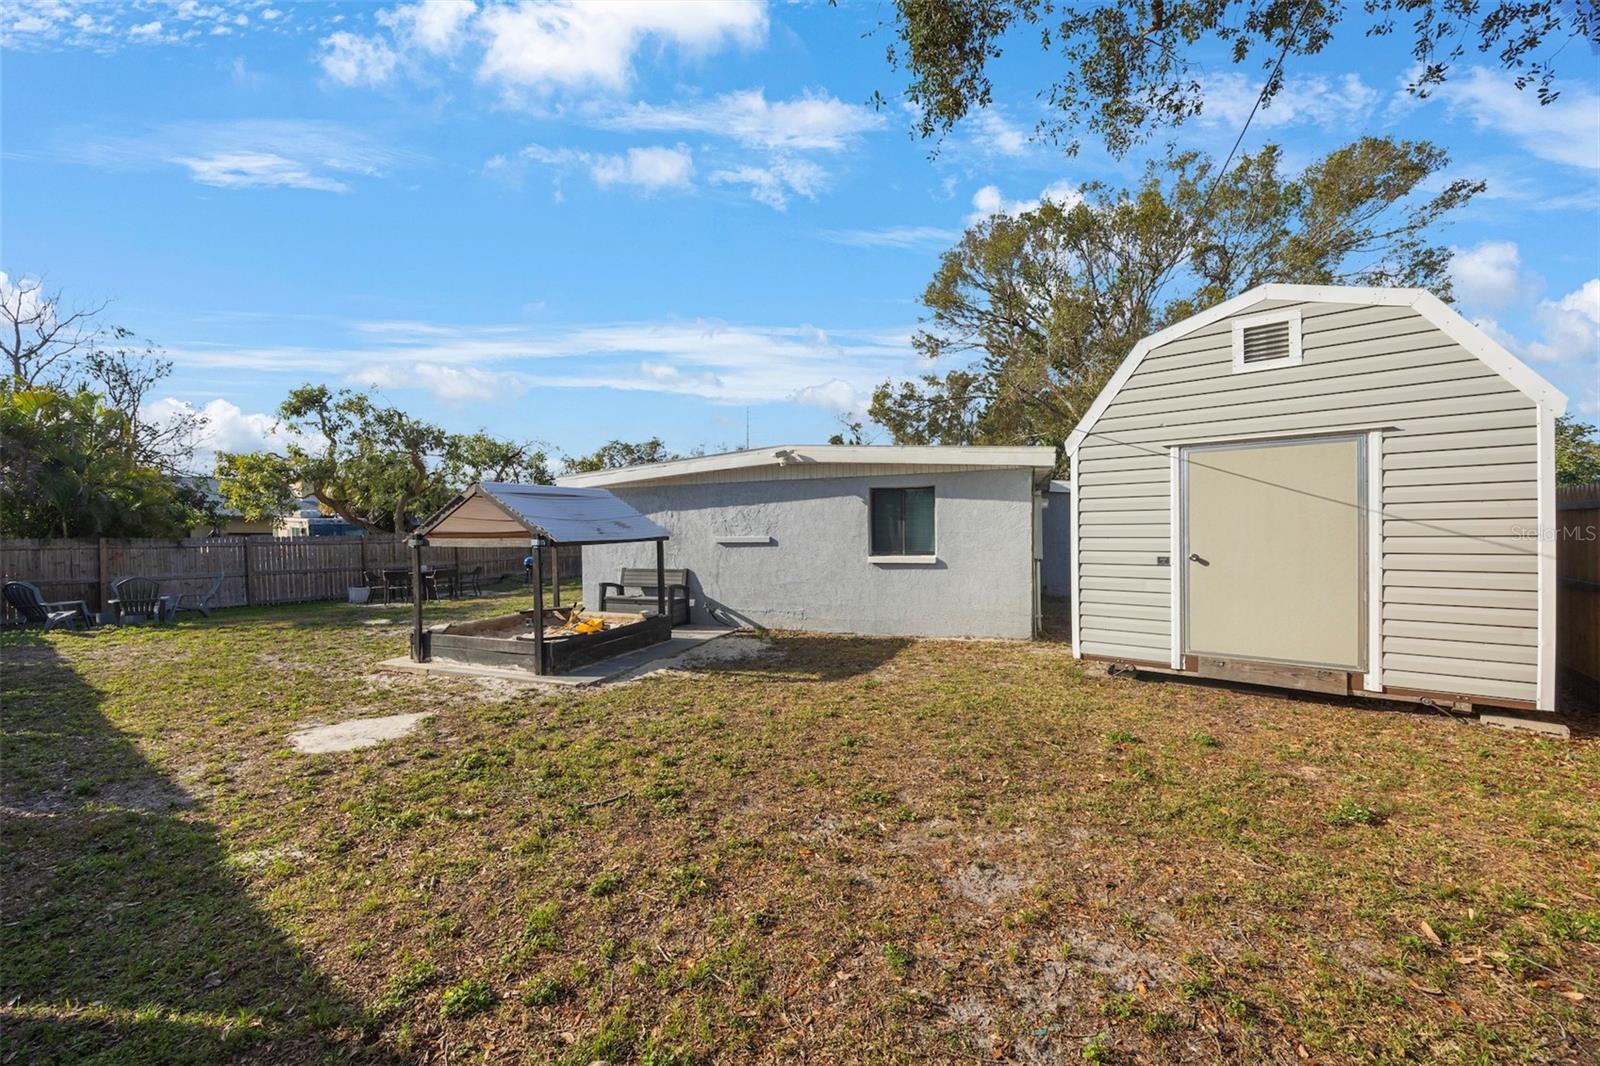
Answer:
xmin=380 ymin=569 xmax=413 ymax=605
xmin=174 ymin=574 xmax=226 ymax=618
xmin=461 ymin=565 xmax=484 ymax=596
xmin=108 ymin=577 xmax=173 ymax=626
xmin=2 ymin=581 xmax=95 ymax=631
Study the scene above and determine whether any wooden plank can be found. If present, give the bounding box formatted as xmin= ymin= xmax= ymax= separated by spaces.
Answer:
xmin=1193 ymin=656 xmax=1350 ymax=695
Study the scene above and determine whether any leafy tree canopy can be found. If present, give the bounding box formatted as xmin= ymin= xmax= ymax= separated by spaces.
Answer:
xmin=216 ymin=386 xmax=550 ymax=533
xmin=562 ymin=437 xmax=679 ymax=474
xmin=882 ymin=0 xmax=1595 ymax=157
xmin=1556 ymin=415 xmax=1600 ymax=486
xmin=868 ymin=136 xmax=1477 ymax=451
xmin=0 ymin=385 xmax=215 ymax=539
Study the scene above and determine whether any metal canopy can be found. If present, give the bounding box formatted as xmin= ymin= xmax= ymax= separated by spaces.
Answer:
xmin=416 ymin=482 xmax=670 ymax=546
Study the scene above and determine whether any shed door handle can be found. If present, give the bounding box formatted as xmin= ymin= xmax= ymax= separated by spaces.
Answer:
xmin=1189 ymin=553 xmax=1208 ymax=565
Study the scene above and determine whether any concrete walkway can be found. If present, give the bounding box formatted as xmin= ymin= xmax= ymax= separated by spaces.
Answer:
xmin=377 ymin=625 xmax=743 ymax=687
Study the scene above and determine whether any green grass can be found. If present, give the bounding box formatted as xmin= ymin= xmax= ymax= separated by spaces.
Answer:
xmin=3 ymin=591 xmax=1597 ymax=1063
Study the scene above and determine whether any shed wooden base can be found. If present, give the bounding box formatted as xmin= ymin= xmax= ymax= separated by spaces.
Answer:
xmin=1080 ymin=654 xmax=1567 ymax=737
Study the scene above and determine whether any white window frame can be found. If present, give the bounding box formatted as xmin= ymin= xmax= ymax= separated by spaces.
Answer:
xmin=867 ymin=484 xmax=937 ymax=560
xmin=1231 ymin=309 xmax=1303 ymax=374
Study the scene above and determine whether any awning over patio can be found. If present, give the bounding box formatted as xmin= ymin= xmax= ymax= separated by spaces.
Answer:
xmin=416 ymin=482 xmax=670 ymax=547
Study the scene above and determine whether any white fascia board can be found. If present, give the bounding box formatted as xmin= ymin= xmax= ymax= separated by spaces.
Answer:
xmin=557 ymin=444 xmax=1059 ymax=487
xmin=1063 ymin=283 xmax=1569 ymax=455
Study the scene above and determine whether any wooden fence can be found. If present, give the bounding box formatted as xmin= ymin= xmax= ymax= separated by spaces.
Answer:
xmin=1557 ymin=481 xmax=1600 ymax=704
xmin=0 ymin=535 xmax=582 ymax=614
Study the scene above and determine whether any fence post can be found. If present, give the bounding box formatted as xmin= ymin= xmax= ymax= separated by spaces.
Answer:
xmin=244 ymin=537 xmax=256 ymax=606
xmin=96 ymin=537 xmax=110 ymax=611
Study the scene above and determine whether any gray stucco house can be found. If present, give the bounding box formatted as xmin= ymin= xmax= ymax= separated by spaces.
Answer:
xmin=1067 ymin=283 xmax=1567 ymax=714
xmin=557 ymin=445 xmax=1058 ymax=639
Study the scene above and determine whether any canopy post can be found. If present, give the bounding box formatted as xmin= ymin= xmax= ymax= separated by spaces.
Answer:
xmin=409 ymin=534 xmax=428 ymax=662
xmin=551 ymin=542 xmax=561 ymax=608
xmin=655 ymin=540 xmax=667 ymax=623
xmin=531 ymin=538 xmax=546 ymax=676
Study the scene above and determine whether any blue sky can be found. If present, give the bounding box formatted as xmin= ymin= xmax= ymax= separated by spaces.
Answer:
xmin=3 ymin=0 xmax=1597 ymax=469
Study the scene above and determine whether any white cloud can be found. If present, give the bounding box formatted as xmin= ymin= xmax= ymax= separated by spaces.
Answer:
xmin=1200 ymin=71 xmax=1379 ymax=130
xmin=128 ymin=20 xmax=166 ymax=42
xmin=174 ymin=151 xmax=352 ymax=191
xmin=966 ymin=180 xmax=1081 ymax=224
xmin=819 ymin=225 xmax=960 ymax=249
xmin=968 ymin=108 xmax=1029 ymax=156
xmin=710 ymin=157 xmax=825 ymax=210
xmin=161 ymin=316 xmax=917 ymax=411
xmin=1470 ymin=278 xmax=1600 ymax=366
xmin=1526 ymin=280 xmax=1600 ymax=363
xmin=504 ymin=142 xmax=694 ymax=193
xmin=352 ymin=362 xmax=530 ymax=403
xmin=145 ymin=396 xmax=310 ymax=471
xmin=1432 ymin=66 xmax=1600 ymax=172
xmin=379 ymin=0 xmax=476 ymax=55
xmin=599 ymin=88 xmax=883 ymax=150
xmin=1449 ymin=240 xmax=1530 ymax=310
xmin=794 ymin=378 xmax=856 ymax=412
xmin=590 ymin=144 xmax=693 ymax=190
xmin=477 ymin=0 xmax=766 ymax=94
xmin=318 ymin=30 xmax=398 ymax=86
xmin=54 ymin=119 xmax=406 ymax=192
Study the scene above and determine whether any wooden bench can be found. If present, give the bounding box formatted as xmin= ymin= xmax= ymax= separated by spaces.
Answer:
xmin=599 ymin=567 xmax=690 ymax=626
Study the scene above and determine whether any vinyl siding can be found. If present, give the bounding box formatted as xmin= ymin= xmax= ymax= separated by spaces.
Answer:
xmin=1075 ymin=299 xmax=1540 ymax=703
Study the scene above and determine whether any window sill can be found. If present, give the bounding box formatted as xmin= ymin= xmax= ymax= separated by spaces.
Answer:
xmin=868 ymin=555 xmax=939 ymax=566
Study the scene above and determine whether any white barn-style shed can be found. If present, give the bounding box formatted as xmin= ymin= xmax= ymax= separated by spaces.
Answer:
xmin=1067 ymin=284 xmax=1568 ymax=714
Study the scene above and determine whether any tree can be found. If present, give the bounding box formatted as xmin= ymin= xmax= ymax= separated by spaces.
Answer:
xmin=562 ymin=437 xmax=678 ymax=474
xmin=82 ymin=328 xmax=204 ymax=476
xmin=881 ymin=0 xmax=1596 ymax=157
xmin=0 ymin=275 xmax=203 ymax=473
xmin=868 ymin=137 xmax=1478 ymax=448
xmin=215 ymin=386 xmax=550 ymax=533
xmin=0 ymin=385 xmax=214 ymax=538
xmin=0 ymin=276 xmax=106 ymax=387
xmin=1556 ymin=415 xmax=1600 ymax=486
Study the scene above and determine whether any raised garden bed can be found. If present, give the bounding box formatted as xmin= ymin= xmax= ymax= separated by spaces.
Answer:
xmin=421 ymin=607 xmax=672 ymax=675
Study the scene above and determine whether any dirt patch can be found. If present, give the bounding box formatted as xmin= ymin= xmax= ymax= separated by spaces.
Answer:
xmin=1061 ymin=929 xmax=1182 ymax=990
xmin=947 ymin=860 xmax=1029 ymax=905
xmin=289 ymin=712 xmax=430 ymax=753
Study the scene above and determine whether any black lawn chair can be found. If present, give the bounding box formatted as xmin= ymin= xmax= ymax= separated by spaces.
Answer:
xmin=461 ymin=565 xmax=484 ymax=596
xmin=174 ymin=574 xmax=225 ymax=618
xmin=2 ymin=581 xmax=95 ymax=631
xmin=108 ymin=577 xmax=173 ymax=626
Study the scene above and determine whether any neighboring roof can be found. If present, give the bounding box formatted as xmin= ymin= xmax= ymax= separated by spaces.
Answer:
xmin=1065 ymin=284 xmax=1569 ymax=456
xmin=417 ymin=482 xmax=670 ymax=545
xmin=556 ymin=444 xmax=1059 ymax=488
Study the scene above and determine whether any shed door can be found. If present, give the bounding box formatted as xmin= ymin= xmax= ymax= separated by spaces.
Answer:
xmin=1184 ymin=437 xmax=1364 ymax=670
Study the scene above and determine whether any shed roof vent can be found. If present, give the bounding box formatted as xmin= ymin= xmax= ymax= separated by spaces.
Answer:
xmin=1241 ymin=319 xmax=1293 ymax=363
xmin=1231 ymin=310 xmax=1303 ymax=373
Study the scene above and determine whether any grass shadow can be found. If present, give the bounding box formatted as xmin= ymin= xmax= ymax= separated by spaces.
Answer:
xmin=699 ymin=632 xmax=914 ymax=683
xmin=0 ymin=631 xmax=396 ymax=1064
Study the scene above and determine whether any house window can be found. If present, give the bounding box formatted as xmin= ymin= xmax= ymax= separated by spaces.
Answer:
xmin=1231 ymin=309 xmax=1303 ymax=373
xmin=870 ymin=487 xmax=935 ymax=556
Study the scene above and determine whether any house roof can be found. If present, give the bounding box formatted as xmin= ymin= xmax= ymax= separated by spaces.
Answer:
xmin=556 ymin=444 xmax=1059 ymax=488
xmin=1064 ymin=284 xmax=1568 ymax=457
xmin=417 ymin=482 xmax=670 ymax=546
